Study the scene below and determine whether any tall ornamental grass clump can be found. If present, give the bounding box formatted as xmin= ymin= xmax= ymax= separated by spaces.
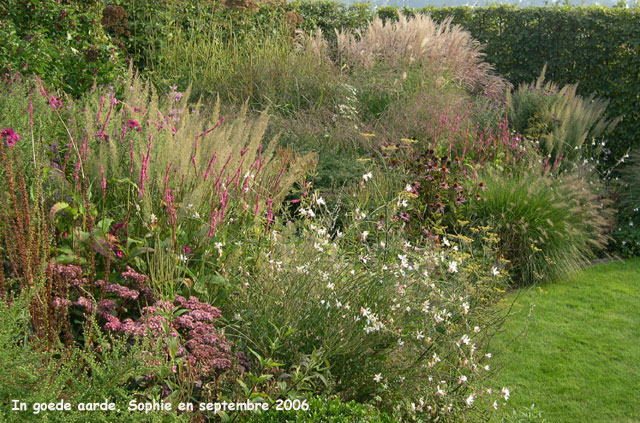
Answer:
xmin=335 ymin=13 xmax=508 ymax=99
xmin=148 ymin=18 xmax=344 ymax=113
xmin=22 ymin=70 xmax=316 ymax=271
xmin=506 ymin=67 xmax=620 ymax=170
xmin=82 ymin=71 xmax=316 ymax=235
xmin=471 ymin=170 xmax=612 ymax=286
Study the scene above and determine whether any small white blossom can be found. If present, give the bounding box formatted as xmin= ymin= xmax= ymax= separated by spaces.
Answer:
xmin=448 ymin=261 xmax=458 ymax=273
xmin=465 ymin=394 xmax=475 ymax=406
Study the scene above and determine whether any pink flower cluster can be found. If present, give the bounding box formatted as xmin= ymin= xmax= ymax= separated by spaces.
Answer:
xmin=1 ymin=128 xmax=19 ymax=147
xmin=50 ymin=263 xmax=88 ymax=288
xmin=101 ymin=293 xmax=235 ymax=383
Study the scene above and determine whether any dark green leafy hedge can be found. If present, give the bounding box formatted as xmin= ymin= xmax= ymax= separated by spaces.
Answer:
xmin=0 ymin=0 xmax=124 ymax=96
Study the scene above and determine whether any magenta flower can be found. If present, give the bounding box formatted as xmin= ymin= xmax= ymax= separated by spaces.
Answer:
xmin=1 ymin=128 xmax=20 ymax=146
xmin=128 ymin=119 xmax=142 ymax=131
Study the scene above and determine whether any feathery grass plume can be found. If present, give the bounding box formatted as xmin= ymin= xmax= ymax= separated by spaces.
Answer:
xmin=82 ymin=70 xmax=316 ymax=239
xmin=335 ymin=13 xmax=508 ymax=98
xmin=472 ymin=170 xmax=612 ymax=286
xmin=506 ymin=65 xmax=620 ymax=169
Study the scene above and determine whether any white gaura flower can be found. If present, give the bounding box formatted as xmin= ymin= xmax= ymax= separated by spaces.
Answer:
xmin=443 ymin=237 xmax=450 ymax=247
xmin=448 ymin=261 xmax=458 ymax=273
xmin=492 ymin=266 xmax=500 ymax=276
xmin=326 ymin=282 xmax=335 ymax=290
xmin=405 ymin=184 xmax=413 ymax=192
xmin=150 ymin=213 xmax=157 ymax=224
xmin=436 ymin=386 xmax=446 ymax=396
xmin=361 ymin=231 xmax=369 ymax=241
xmin=465 ymin=394 xmax=475 ymax=406
xmin=501 ymin=387 xmax=510 ymax=401
xmin=316 ymin=196 xmax=326 ymax=206
xmin=374 ymin=373 xmax=383 ymax=383
xmin=362 ymin=172 xmax=373 ymax=182
xmin=493 ymin=401 xmax=499 ymax=410
xmin=461 ymin=302 xmax=469 ymax=314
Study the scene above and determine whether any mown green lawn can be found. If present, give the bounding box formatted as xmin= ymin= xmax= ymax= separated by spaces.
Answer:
xmin=490 ymin=259 xmax=640 ymax=423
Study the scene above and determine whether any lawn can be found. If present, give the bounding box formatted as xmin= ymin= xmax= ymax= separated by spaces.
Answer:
xmin=490 ymin=259 xmax=640 ymax=422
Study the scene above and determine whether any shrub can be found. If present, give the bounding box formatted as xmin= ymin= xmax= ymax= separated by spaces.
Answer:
xmin=290 ymin=0 xmax=374 ymax=43
xmin=470 ymin=170 xmax=612 ymax=286
xmin=228 ymin=180 xmax=510 ymax=420
xmin=611 ymin=148 xmax=640 ymax=257
xmin=506 ymin=66 xmax=620 ymax=169
xmin=0 ymin=0 xmax=123 ymax=96
xmin=244 ymin=396 xmax=397 ymax=422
